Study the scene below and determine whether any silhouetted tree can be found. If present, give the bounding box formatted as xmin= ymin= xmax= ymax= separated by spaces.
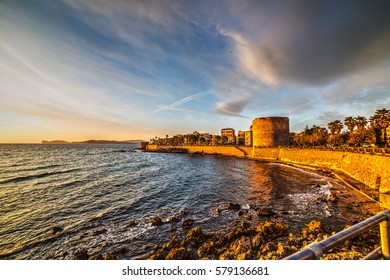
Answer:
xmin=370 ymin=108 xmax=390 ymax=146
xmin=344 ymin=116 xmax=356 ymax=134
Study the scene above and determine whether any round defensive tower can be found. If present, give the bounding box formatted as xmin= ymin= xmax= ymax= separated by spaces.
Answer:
xmin=252 ymin=117 xmax=290 ymax=147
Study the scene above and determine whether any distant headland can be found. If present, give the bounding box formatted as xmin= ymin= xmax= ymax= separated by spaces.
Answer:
xmin=41 ymin=139 xmax=145 ymax=144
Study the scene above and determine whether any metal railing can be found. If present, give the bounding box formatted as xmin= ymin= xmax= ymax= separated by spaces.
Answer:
xmin=284 ymin=209 xmax=390 ymax=260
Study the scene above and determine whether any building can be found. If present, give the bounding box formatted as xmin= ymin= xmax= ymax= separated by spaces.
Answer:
xmin=221 ymin=128 xmax=236 ymax=144
xmin=251 ymin=117 xmax=290 ymax=147
xmin=244 ymin=131 xmax=252 ymax=146
xmin=237 ymin=130 xmax=245 ymax=145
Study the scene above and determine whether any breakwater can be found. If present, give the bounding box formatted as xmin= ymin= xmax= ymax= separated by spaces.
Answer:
xmin=146 ymin=145 xmax=390 ymax=202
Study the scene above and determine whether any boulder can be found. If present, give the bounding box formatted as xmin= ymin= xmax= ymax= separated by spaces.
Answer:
xmin=148 ymin=216 xmax=163 ymax=226
xmin=73 ymin=248 xmax=89 ymax=260
xmin=244 ymin=214 xmax=252 ymax=220
xmin=237 ymin=209 xmax=248 ymax=216
xmin=329 ymin=193 xmax=338 ymax=202
xmin=182 ymin=219 xmax=194 ymax=229
xmin=182 ymin=227 xmax=206 ymax=247
xmin=302 ymin=220 xmax=323 ymax=236
xmin=52 ymin=226 xmax=63 ymax=234
xmin=126 ymin=220 xmax=138 ymax=228
xmin=255 ymin=221 xmax=288 ymax=238
xmin=227 ymin=203 xmax=241 ymax=210
xmin=93 ymin=228 xmax=107 ymax=236
xmin=256 ymin=208 xmax=277 ymax=217
xmin=163 ymin=235 xmax=179 ymax=251
xmin=166 ymin=216 xmax=180 ymax=223
xmin=166 ymin=247 xmax=191 ymax=260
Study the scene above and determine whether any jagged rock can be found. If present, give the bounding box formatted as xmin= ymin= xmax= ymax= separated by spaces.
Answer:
xmin=52 ymin=226 xmax=63 ymax=234
xmin=238 ymin=209 xmax=248 ymax=216
xmin=232 ymin=236 xmax=252 ymax=254
xmin=302 ymin=220 xmax=323 ymax=237
xmin=93 ymin=228 xmax=107 ymax=236
xmin=227 ymin=203 xmax=241 ymax=210
xmin=276 ymin=243 xmax=285 ymax=256
xmin=182 ymin=219 xmax=194 ymax=229
xmin=329 ymin=193 xmax=338 ymax=202
xmin=236 ymin=251 xmax=253 ymax=260
xmin=73 ymin=248 xmax=89 ymax=260
xmin=98 ymin=247 xmax=130 ymax=260
xmin=147 ymin=252 xmax=166 ymax=260
xmin=166 ymin=216 xmax=180 ymax=223
xmin=252 ymin=233 xmax=265 ymax=248
xmin=240 ymin=221 xmax=251 ymax=229
xmin=255 ymin=221 xmax=287 ymax=237
xmin=180 ymin=208 xmax=189 ymax=216
xmin=315 ymin=196 xmax=327 ymax=203
xmin=163 ymin=235 xmax=179 ymax=251
xmin=219 ymin=250 xmax=235 ymax=260
xmin=182 ymin=227 xmax=206 ymax=247
xmin=197 ymin=241 xmax=216 ymax=258
xmin=142 ymin=244 xmax=155 ymax=251
xmin=256 ymin=208 xmax=277 ymax=217
xmin=166 ymin=247 xmax=191 ymax=260
xmin=261 ymin=242 xmax=277 ymax=254
xmin=127 ymin=220 xmax=138 ymax=228
xmin=244 ymin=214 xmax=252 ymax=220
xmin=148 ymin=216 xmax=163 ymax=226
xmin=90 ymin=254 xmax=103 ymax=260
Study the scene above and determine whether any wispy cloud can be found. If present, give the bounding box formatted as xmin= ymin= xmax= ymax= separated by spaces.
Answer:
xmin=151 ymin=91 xmax=211 ymax=114
xmin=215 ymin=94 xmax=252 ymax=118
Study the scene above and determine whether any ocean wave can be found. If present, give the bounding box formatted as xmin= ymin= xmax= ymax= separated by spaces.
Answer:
xmin=0 ymin=168 xmax=81 ymax=184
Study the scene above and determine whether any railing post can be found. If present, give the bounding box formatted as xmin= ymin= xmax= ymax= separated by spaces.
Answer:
xmin=380 ymin=211 xmax=390 ymax=260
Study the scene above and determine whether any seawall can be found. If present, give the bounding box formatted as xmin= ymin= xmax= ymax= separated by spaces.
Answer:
xmin=148 ymin=145 xmax=247 ymax=157
xmin=253 ymin=147 xmax=390 ymax=195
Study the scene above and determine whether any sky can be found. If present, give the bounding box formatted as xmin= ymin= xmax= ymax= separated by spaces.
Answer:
xmin=1 ymin=0 xmax=390 ymax=143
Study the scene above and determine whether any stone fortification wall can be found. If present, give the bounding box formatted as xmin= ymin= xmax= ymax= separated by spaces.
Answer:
xmin=252 ymin=147 xmax=390 ymax=194
xmin=252 ymin=117 xmax=290 ymax=147
xmin=240 ymin=146 xmax=253 ymax=156
xmin=148 ymin=145 xmax=246 ymax=157
xmin=146 ymin=144 xmax=158 ymax=151
xmin=146 ymin=143 xmax=390 ymax=197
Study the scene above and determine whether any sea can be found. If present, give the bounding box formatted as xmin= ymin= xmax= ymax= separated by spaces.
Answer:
xmin=0 ymin=144 xmax=377 ymax=259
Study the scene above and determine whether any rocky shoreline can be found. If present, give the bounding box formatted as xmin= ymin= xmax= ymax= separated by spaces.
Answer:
xmin=72 ymin=200 xmax=382 ymax=260
xmin=146 ymin=211 xmax=380 ymax=260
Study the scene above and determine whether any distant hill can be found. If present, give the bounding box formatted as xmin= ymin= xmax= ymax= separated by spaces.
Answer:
xmin=42 ymin=139 xmax=145 ymax=144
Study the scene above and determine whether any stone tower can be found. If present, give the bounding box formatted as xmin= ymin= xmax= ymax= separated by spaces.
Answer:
xmin=251 ymin=117 xmax=290 ymax=147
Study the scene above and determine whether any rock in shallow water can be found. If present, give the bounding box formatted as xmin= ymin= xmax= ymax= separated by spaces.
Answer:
xmin=182 ymin=219 xmax=194 ymax=229
xmin=256 ymin=208 xmax=277 ymax=217
xmin=52 ymin=226 xmax=63 ymax=234
xmin=148 ymin=216 xmax=164 ymax=226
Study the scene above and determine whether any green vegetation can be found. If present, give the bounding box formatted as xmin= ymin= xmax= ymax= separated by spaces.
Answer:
xmin=293 ymin=108 xmax=390 ymax=147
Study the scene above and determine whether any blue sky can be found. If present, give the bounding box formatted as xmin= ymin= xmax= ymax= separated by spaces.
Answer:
xmin=1 ymin=0 xmax=390 ymax=142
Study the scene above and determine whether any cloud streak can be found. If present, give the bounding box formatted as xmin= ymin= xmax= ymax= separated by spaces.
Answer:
xmin=151 ymin=91 xmax=211 ymax=114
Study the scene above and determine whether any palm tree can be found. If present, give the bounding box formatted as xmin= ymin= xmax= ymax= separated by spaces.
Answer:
xmin=327 ymin=121 xmax=337 ymax=135
xmin=355 ymin=116 xmax=367 ymax=132
xmin=328 ymin=120 xmax=344 ymax=135
xmin=371 ymin=108 xmax=390 ymax=146
xmin=344 ymin=116 xmax=356 ymax=134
